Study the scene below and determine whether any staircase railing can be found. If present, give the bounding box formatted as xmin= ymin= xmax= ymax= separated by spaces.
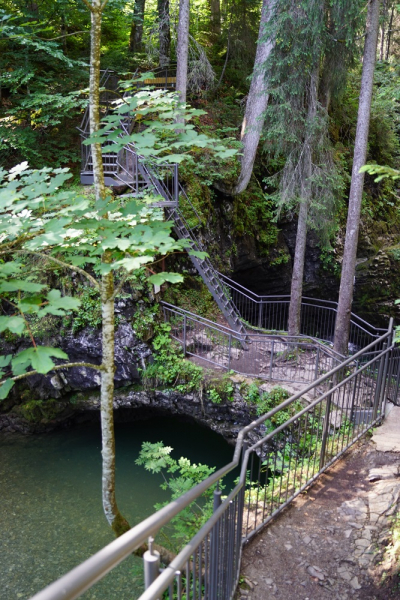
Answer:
xmin=30 ymin=324 xmax=394 ymax=600
xmin=162 ymin=302 xmax=346 ymax=385
xmin=218 ymin=272 xmax=387 ymax=352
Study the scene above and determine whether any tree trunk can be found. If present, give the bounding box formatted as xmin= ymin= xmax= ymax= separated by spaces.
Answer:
xmin=158 ymin=0 xmax=171 ymax=67
xmin=129 ymin=0 xmax=146 ymax=53
xmin=209 ymin=0 xmax=221 ymax=36
xmin=100 ymin=268 xmax=130 ymax=536
xmin=380 ymin=0 xmax=387 ymax=60
xmin=333 ymin=0 xmax=381 ymax=356
xmin=288 ymin=199 xmax=309 ymax=336
xmin=88 ymin=0 xmax=130 ymax=536
xmin=89 ymin=2 xmax=107 ymax=205
xmin=176 ymin=0 xmax=190 ymax=105
xmin=385 ymin=4 xmax=395 ymax=60
xmin=216 ymin=0 xmax=276 ymax=196
xmin=287 ymin=68 xmax=319 ymax=336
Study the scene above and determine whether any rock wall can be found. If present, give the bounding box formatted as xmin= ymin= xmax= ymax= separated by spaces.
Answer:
xmin=0 ymin=384 xmax=263 ymax=448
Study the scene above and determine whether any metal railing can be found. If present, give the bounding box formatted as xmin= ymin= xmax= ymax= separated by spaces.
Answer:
xmin=30 ymin=325 xmax=394 ymax=600
xmin=218 ymin=272 xmax=386 ymax=352
xmin=162 ymin=302 xmax=347 ymax=386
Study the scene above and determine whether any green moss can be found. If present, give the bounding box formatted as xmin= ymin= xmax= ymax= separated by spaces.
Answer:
xmin=231 ymin=181 xmax=280 ymax=257
xmin=16 ymin=398 xmax=66 ymax=423
xmin=163 ymin=276 xmax=222 ymax=321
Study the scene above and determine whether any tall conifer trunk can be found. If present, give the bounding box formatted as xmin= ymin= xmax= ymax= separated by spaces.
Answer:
xmin=287 ymin=67 xmax=319 ymax=336
xmin=333 ymin=0 xmax=381 ymax=356
xmin=227 ymin=0 xmax=276 ymax=195
xmin=158 ymin=0 xmax=171 ymax=67
xmin=129 ymin=0 xmax=146 ymax=53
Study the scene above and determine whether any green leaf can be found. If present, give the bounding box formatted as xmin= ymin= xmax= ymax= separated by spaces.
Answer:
xmin=0 ymin=280 xmax=46 ymax=293
xmin=0 ymin=379 xmax=14 ymax=400
xmin=41 ymin=290 xmax=80 ymax=316
xmin=148 ymin=272 xmax=183 ymax=286
xmin=12 ymin=346 xmax=68 ymax=374
xmin=0 ymin=355 xmax=12 ymax=368
xmin=0 ymin=316 xmax=26 ymax=335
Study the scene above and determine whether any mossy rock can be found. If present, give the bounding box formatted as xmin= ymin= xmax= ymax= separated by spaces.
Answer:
xmin=16 ymin=398 xmax=67 ymax=423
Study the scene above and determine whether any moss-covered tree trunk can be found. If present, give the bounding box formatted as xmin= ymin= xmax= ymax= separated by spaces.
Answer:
xmin=85 ymin=0 xmax=130 ymax=536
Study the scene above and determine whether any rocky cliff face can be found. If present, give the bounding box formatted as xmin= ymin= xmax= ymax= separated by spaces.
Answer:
xmin=209 ymin=198 xmax=400 ymax=327
xmin=0 ymin=381 xmax=263 ymax=448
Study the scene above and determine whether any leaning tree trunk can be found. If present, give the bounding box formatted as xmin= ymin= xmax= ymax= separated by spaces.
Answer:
xmin=158 ymin=0 xmax=171 ymax=67
xmin=216 ymin=0 xmax=276 ymax=196
xmin=287 ymin=67 xmax=319 ymax=336
xmin=129 ymin=0 xmax=146 ymax=53
xmin=334 ymin=0 xmax=381 ymax=356
xmin=86 ymin=0 xmax=130 ymax=536
xmin=176 ymin=0 xmax=190 ymax=105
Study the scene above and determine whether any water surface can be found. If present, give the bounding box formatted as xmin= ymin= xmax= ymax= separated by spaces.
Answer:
xmin=0 ymin=414 xmax=233 ymax=599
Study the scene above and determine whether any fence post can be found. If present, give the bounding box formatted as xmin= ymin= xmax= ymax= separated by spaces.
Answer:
xmin=319 ymin=381 xmax=334 ymax=470
xmin=258 ymin=302 xmax=263 ymax=329
xmin=372 ymin=343 xmax=387 ymax=421
xmin=135 ymin=152 xmax=139 ymax=193
xmin=143 ymin=537 xmax=160 ymax=598
xmin=269 ymin=340 xmax=275 ymax=381
xmin=380 ymin=318 xmax=394 ymax=417
xmin=183 ymin=315 xmax=187 ymax=355
xmin=210 ymin=486 xmax=222 ymax=599
xmin=314 ymin=346 xmax=320 ymax=387
xmin=174 ymin=164 xmax=179 ymax=205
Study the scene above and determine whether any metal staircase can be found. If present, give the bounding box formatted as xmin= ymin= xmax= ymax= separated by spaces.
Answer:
xmin=79 ymin=71 xmax=247 ymax=337
xmin=165 ymin=203 xmax=248 ymax=336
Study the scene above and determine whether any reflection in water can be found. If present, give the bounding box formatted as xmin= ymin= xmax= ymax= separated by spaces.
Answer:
xmin=0 ymin=414 xmax=233 ymax=599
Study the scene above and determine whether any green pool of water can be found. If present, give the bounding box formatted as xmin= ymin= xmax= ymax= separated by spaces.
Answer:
xmin=0 ymin=414 xmax=234 ymax=599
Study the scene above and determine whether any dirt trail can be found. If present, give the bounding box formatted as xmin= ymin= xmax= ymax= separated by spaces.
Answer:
xmin=238 ymin=411 xmax=400 ymax=600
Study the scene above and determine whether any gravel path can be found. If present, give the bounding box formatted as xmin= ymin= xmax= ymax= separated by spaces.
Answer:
xmin=238 ymin=409 xmax=400 ymax=600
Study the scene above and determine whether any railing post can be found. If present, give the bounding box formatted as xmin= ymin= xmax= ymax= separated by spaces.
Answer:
xmin=379 ymin=346 xmax=391 ymax=418
xmin=135 ymin=152 xmax=139 ymax=193
xmin=228 ymin=334 xmax=232 ymax=371
xmin=380 ymin=317 xmax=394 ymax=416
xmin=372 ymin=342 xmax=387 ymax=421
xmin=143 ymin=537 xmax=160 ymax=598
xmin=314 ymin=346 xmax=320 ymax=380
xmin=210 ymin=486 xmax=222 ymax=599
xmin=183 ymin=314 xmax=187 ymax=355
xmin=269 ymin=340 xmax=274 ymax=381
xmin=319 ymin=381 xmax=333 ymax=470
xmin=174 ymin=163 xmax=179 ymax=205
xmin=258 ymin=302 xmax=263 ymax=329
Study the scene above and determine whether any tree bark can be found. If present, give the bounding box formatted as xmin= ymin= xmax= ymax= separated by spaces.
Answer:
xmin=216 ymin=0 xmax=276 ymax=196
xmin=380 ymin=0 xmax=387 ymax=60
xmin=87 ymin=0 xmax=130 ymax=536
xmin=287 ymin=68 xmax=319 ymax=336
xmin=158 ymin=0 xmax=171 ymax=67
xmin=100 ymin=267 xmax=130 ymax=536
xmin=176 ymin=0 xmax=190 ymax=105
xmin=333 ymin=0 xmax=381 ymax=356
xmin=129 ymin=0 xmax=146 ymax=53
xmin=385 ymin=4 xmax=395 ymax=60
xmin=209 ymin=0 xmax=221 ymax=37
xmin=88 ymin=1 xmax=107 ymax=205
